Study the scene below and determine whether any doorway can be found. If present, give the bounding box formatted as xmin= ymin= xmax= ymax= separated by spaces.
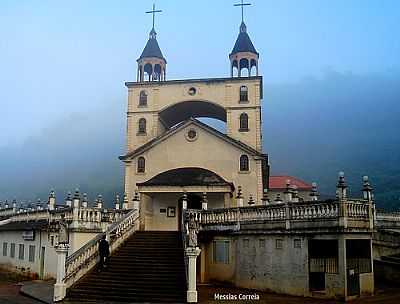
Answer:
xmin=39 ymin=246 xmax=45 ymax=279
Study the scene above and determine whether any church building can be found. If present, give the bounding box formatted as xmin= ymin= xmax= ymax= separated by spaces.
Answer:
xmin=119 ymin=10 xmax=269 ymax=232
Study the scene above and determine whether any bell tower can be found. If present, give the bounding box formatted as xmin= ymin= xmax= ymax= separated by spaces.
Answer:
xmin=137 ymin=4 xmax=166 ymax=82
xmin=230 ymin=1 xmax=259 ymax=77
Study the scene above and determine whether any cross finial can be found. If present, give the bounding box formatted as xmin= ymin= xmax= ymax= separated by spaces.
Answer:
xmin=146 ymin=3 xmax=162 ymax=30
xmin=234 ymin=0 xmax=251 ymax=23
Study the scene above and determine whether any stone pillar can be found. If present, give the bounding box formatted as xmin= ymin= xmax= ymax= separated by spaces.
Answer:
xmin=202 ymin=192 xmax=208 ymax=210
xmin=186 ymin=247 xmax=201 ymax=303
xmin=53 ymin=243 xmax=70 ymax=302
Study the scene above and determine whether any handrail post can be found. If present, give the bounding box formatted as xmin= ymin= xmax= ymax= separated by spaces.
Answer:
xmin=54 ymin=243 xmax=70 ymax=302
xmin=186 ymin=246 xmax=201 ymax=303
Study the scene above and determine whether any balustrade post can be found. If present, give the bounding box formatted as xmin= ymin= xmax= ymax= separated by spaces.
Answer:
xmin=182 ymin=191 xmax=188 ymax=210
xmin=337 ymin=172 xmax=348 ymax=228
xmin=186 ymin=246 xmax=201 ymax=303
xmin=54 ymin=243 xmax=70 ymax=302
xmin=285 ymin=202 xmax=291 ymax=229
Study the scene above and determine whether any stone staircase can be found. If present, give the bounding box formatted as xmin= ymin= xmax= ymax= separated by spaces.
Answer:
xmin=66 ymin=231 xmax=187 ymax=303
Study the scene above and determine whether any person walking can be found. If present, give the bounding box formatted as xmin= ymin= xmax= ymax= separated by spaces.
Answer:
xmin=98 ymin=234 xmax=110 ymax=272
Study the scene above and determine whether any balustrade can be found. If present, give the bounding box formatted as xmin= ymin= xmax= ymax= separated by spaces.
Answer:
xmin=62 ymin=209 xmax=139 ymax=291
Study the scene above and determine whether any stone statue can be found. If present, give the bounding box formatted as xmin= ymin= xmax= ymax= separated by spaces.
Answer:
xmin=58 ymin=214 xmax=69 ymax=244
xmin=188 ymin=214 xmax=199 ymax=248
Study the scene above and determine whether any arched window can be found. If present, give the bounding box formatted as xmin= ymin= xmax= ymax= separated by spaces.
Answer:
xmin=240 ymin=155 xmax=249 ymax=171
xmin=239 ymin=113 xmax=249 ymax=131
xmin=139 ymin=90 xmax=147 ymax=106
xmin=138 ymin=118 xmax=146 ymax=134
xmin=137 ymin=157 xmax=145 ymax=173
xmin=240 ymin=86 xmax=248 ymax=102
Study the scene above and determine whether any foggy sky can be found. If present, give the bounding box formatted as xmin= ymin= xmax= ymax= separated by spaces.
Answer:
xmin=1 ymin=1 xmax=400 ymax=207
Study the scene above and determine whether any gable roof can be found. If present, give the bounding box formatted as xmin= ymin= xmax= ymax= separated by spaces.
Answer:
xmin=119 ymin=118 xmax=266 ymax=161
xmin=269 ymin=175 xmax=312 ymax=190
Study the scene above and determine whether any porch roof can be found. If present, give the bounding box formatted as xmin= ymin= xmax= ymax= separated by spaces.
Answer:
xmin=137 ymin=167 xmax=234 ymax=192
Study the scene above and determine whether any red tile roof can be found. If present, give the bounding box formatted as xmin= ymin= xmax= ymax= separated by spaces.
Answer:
xmin=269 ymin=176 xmax=312 ymax=190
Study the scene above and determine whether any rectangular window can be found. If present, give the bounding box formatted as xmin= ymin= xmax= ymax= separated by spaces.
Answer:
xmin=2 ymin=242 xmax=7 ymax=256
xmin=19 ymin=244 xmax=25 ymax=260
xmin=50 ymin=236 xmax=54 ymax=246
xmin=10 ymin=243 xmax=15 ymax=258
xmin=294 ymin=239 xmax=302 ymax=248
xmin=259 ymin=239 xmax=265 ymax=248
xmin=28 ymin=245 xmax=35 ymax=262
xmin=276 ymin=239 xmax=283 ymax=249
xmin=213 ymin=240 xmax=230 ymax=264
xmin=243 ymin=239 xmax=249 ymax=248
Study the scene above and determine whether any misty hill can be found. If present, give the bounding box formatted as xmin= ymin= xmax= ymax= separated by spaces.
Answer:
xmin=0 ymin=71 xmax=399 ymax=210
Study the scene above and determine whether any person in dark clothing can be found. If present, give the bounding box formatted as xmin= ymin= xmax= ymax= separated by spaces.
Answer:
xmin=98 ymin=234 xmax=110 ymax=272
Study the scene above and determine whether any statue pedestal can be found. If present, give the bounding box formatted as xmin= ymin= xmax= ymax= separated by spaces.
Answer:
xmin=186 ymin=247 xmax=201 ymax=303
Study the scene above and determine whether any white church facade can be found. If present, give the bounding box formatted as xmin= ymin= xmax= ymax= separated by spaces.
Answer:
xmin=2 ymin=4 xmax=399 ymax=303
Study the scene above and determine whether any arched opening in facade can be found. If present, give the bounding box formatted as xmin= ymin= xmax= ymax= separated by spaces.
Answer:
xmin=159 ymin=100 xmax=227 ymax=131
xmin=138 ymin=118 xmax=147 ymax=134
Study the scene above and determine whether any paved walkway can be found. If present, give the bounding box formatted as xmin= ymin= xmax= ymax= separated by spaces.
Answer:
xmin=0 ymin=283 xmax=43 ymax=304
xmin=2 ymin=278 xmax=400 ymax=304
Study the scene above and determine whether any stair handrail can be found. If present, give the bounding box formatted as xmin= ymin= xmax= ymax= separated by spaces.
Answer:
xmin=63 ymin=208 xmax=139 ymax=288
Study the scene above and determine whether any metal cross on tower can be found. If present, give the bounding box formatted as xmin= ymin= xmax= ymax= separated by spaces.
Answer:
xmin=234 ymin=0 xmax=251 ymax=23
xmin=146 ymin=3 xmax=162 ymax=30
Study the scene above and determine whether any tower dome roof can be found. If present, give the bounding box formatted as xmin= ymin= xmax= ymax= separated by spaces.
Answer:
xmin=138 ymin=28 xmax=166 ymax=62
xmin=230 ymin=22 xmax=258 ymax=56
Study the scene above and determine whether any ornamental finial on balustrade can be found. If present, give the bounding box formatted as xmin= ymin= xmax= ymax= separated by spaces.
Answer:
xmin=362 ymin=176 xmax=373 ymax=202
xmin=122 ymin=194 xmax=129 ymax=210
xmin=36 ymin=198 xmax=42 ymax=210
xmin=236 ymin=186 xmax=244 ymax=207
xmin=310 ymin=182 xmax=319 ymax=201
xmin=82 ymin=193 xmax=88 ymax=208
xmin=248 ymin=194 xmax=255 ymax=205
xmin=262 ymin=189 xmax=270 ymax=205
xmin=132 ymin=191 xmax=140 ymax=210
xmin=73 ymin=188 xmax=81 ymax=208
xmin=115 ymin=194 xmax=120 ymax=210
xmin=65 ymin=191 xmax=72 ymax=207
xmin=284 ymin=179 xmax=293 ymax=202
xmin=274 ymin=193 xmax=283 ymax=204
xmin=336 ymin=171 xmax=347 ymax=201
xmin=292 ymin=185 xmax=299 ymax=203
xmin=97 ymin=195 xmax=104 ymax=209
xmin=202 ymin=192 xmax=208 ymax=210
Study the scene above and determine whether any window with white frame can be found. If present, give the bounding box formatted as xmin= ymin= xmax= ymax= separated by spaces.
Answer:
xmin=213 ymin=240 xmax=230 ymax=264
xmin=18 ymin=244 xmax=24 ymax=260
xmin=2 ymin=242 xmax=7 ymax=256
xmin=10 ymin=243 xmax=15 ymax=258
xmin=29 ymin=245 xmax=35 ymax=262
